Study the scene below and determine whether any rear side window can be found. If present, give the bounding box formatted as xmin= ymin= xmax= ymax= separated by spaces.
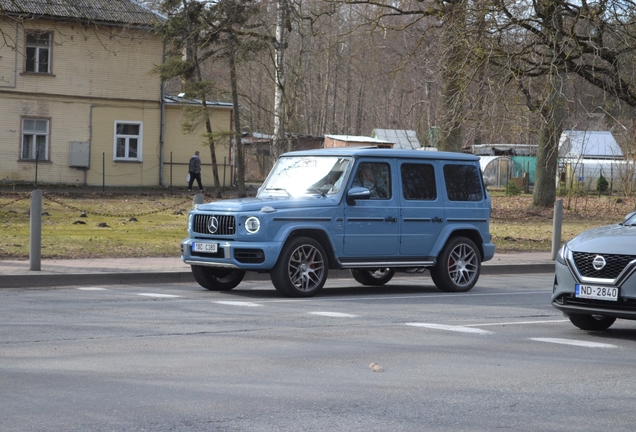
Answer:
xmin=401 ymin=163 xmax=437 ymax=200
xmin=443 ymin=164 xmax=483 ymax=201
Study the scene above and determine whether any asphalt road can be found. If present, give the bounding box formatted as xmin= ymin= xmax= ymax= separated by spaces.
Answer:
xmin=2 ymin=273 xmax=636 ymax=431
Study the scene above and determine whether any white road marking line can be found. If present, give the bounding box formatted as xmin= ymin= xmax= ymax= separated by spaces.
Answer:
xmin=467 ymin=319 xmax=569 ymax=327
xmin=137 ymin=293 xmax=181 ymax=298
xmin=309 ymin=312 xmax=358 ymax=318
xmin=405 ymin=323 xmax=493 ymax=334
xmin=531 ymin=338 xmax=617 ymax=348
xmin=261 ymin=291 xmax=549 ymax=303
xmin=77 ymin=287 xmax=108 ymax=291
xmin=215 ymin=301 xmax=262 ymax=307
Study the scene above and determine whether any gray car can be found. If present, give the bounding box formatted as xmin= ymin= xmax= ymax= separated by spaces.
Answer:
xmin=553 ymin=211 xmax=636 ymax=331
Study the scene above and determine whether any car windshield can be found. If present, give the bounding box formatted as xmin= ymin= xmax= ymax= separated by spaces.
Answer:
xmin=623 ymin=213 xmax=636 ymax=226
xmin=258 ymin=156 xmax=352 ymax=198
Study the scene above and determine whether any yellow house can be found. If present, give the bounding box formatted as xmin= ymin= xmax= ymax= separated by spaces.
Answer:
xmin=0 ymin=0 xmax=234 ymax=188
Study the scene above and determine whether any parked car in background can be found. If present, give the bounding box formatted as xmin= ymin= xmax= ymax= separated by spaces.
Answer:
xmin=181 ymin=147 xmax=495 ymax=297
xmin=553 ymin=212 xmax=636 ymax=330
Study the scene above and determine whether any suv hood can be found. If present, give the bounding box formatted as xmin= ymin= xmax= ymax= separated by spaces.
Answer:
xmin=569 ymin=224 xmax=636 ymax=255
xmin=195 ymin=196 xmax=339 ymax=213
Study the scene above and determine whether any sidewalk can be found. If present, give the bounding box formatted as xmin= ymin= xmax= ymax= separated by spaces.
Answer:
xmin=0 ymin=252 xmax=555 ymax=288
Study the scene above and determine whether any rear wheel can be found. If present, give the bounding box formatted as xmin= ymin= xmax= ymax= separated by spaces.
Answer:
xmin=569 ymin=314 xmax=616 ymax=331
xmin=430 ymin=236 xmax=480 ymax=292
xmin=191 ymin=266 xmax=245 ymax=291
xmin=350 ymin=268 xmax=395 ymax=286
xmin=270 ymin=237 xmax=328 ymax=297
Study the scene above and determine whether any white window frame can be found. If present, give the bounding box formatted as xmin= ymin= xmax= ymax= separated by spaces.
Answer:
xmin=25 ymin=31 xmax=52 ymax=74
xmin=113 ymin=121 xmax=143 ymax=162
xmin=21 ymin=118 xmax=50 ymax=161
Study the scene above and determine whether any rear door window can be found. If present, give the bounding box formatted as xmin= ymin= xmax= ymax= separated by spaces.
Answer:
xmin=401 ymin=163 xmax=436 ymax=200
xmin=443 ymin=164 xmax=483 ymax=201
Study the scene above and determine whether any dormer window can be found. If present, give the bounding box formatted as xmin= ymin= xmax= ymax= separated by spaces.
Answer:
xmin=25 ymin=31 xmax=52 ymax=74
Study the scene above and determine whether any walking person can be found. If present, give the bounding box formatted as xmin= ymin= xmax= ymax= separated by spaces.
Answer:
xmin=188 ymin=151 xmax=204 ymax=192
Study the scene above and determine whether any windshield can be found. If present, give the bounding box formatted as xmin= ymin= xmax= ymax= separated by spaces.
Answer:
xmin=258 ymin=156 xmax=352 ymax=198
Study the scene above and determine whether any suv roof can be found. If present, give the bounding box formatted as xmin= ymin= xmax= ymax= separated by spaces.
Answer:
xmin=284 ymin=147 xmax=480 ymax=162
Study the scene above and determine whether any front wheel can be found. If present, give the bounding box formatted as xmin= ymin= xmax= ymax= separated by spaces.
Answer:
xmin=350 ymin=268 xmax=395 ymax=286
xmin=430 ymin=237 xmax=480 ymax=292
xmin=192 ymin=266 xmax=245 ymax=291
xmin=569 ymin=314 xmax=616 ymax=331
xmin=270 ymin=237 xmax=328 ymax=297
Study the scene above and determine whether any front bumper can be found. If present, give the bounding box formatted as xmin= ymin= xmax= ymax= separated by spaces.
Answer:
xmin=181 ymin=238 xmax=283 ymax=270
xmin=552 ymin=258 xmax=636 ymax=320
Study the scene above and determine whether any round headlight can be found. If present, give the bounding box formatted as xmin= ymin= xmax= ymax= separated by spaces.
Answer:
xmin=245 ymin=216 xmax=260 ymax=234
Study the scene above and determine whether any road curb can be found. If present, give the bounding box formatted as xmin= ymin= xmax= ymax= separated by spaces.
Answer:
xmin=0 ymin=264 xmax=553 ymax=288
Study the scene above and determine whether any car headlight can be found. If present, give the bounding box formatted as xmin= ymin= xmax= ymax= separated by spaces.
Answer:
xmin=245 ymin=216 xmax=260 ymax=234
xmin=556 ymin=243 xmax=568 ymax=265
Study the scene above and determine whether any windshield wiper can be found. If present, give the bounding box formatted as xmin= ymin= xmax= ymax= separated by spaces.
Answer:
xmin=264 ymin=187 xmax=291 ymax=197
xmin=305 ymin=188 xmax=326 ymax=197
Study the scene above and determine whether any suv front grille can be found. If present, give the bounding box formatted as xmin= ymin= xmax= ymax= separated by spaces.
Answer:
xmin=572 ymin=252 xmax=636 ymax=279
xmin=193 ymin=214 xmax=236 ymax=235
xmin=555 ymin=294 xmax=636 ymax=313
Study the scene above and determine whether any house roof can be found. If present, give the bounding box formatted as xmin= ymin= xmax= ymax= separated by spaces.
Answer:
xmin=164 ymin=95 xmax=233 ymax=109
xmin=372 ymin=129 xmax=421 ymax=149
xmin=0 ymin=0 xmax=165 ymax=27
xmin=559 ymin=131 xmax=623 ymax=159
xmin=325 ymin=135 xmax=392 ymax=145
xmin=471 ymin=144 xmax=537 ymax=156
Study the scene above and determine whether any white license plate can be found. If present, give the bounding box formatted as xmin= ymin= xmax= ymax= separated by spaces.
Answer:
xmin=575 ymin=284 xmax=618 ymax=301
xmin=193 ymin=242 xmax=218 ymax=253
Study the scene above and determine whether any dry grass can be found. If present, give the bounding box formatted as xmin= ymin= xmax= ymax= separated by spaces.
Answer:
xmin=491 ymin=194 xmax=633 ymax=252
xmin=0 ymin=190 xmax=632 ymax=258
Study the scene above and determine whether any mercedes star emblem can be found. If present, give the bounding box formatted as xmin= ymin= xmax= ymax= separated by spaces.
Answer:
xmin=208 ymin=216 xmax=219 ymax=234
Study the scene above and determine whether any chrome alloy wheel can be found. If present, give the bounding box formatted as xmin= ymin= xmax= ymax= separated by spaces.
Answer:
xmin=288 ymin=243 xmax=326 ymax=292
xmin=447 ymin=243 xmax=479 ymax=288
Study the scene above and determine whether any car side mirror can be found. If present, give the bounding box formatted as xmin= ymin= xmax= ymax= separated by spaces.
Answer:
xmin=623 ymin=211 xmax=636 ymax=224
xmin=347 ymin=187 xmax=371 ymax=205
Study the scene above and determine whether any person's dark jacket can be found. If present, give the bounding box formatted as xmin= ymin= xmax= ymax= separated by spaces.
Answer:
xmin=188 ymin=155 xmax=201 ymax=173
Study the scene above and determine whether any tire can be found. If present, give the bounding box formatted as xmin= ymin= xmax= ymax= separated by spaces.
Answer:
xmin=191 ymin=266 xmax=245 ymax=291
xmin=350 ymin=268 xmax=395 ymax=286
xmin=569 ymin=314 xmax=617 ymax=331
xmin=270 ymin=237 xmax=328 ymax=297
xmin=430 ymin=236 xmax=480 ymax=292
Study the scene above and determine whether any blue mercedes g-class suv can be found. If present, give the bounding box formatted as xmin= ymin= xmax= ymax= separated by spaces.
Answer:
xmin=181 ymin=147 xmax=495 ymax=297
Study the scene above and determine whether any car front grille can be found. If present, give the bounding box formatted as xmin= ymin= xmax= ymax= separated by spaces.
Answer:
xmin=193 ymin=214 xmax=236 ymax=235
xmin=555 ymin=294 xmax=636 ymax=313
xmin=572 ymin=252 xmax=636 ymax=279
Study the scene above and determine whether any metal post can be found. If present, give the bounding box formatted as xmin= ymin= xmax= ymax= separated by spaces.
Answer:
xmin=223 ymin=156 xmax=226 ymax=189
xmin=29 ymin=189 xmax=42 ymax=271
xmin=102 ymin=152 xmax=105 ymax=192
xmin=193 ymin=192 xmax=204 ymax=208
xmin=170 ymin=152 xmax=173 ymax=191
xmin=551 ymin=199 xmax=563 ymax=260
xmin=34 ymin=150 xmax=39 ymax=188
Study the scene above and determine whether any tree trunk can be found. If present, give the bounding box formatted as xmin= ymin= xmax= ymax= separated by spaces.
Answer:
xmin=438 ymin=0 xmax=466 ymax=152
xmin=229 ymin=36 xmax=245 ymax=198
xmin=532 ymin=73 xmax=564 ymax=207
xmin=272 ymin=0 xmax=287 ymax=158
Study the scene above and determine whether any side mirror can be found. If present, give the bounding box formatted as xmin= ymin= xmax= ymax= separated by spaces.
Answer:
xmin=347 ymin=187 xmax=371 ymax=205
xmin=623 ymin=211 xmax=636 ymax=224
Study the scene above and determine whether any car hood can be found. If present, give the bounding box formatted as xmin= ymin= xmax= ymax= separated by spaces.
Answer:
xmin=568 ymin=224 xmax=636 ymax=255
xmin=195 ymin=196 xmax=339 ymax=213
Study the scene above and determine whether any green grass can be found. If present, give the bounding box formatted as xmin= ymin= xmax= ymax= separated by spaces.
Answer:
xmin=0 ymin=191 xmax=631 ymax=258
xmin=0 ymin=193 xmax=191 ymax=259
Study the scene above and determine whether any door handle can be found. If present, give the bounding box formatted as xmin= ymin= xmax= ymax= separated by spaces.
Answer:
xmin=385 ymin=216 xmax=397 ymax=222
xmin=432 ymin=217 xmax=443 ymax=223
